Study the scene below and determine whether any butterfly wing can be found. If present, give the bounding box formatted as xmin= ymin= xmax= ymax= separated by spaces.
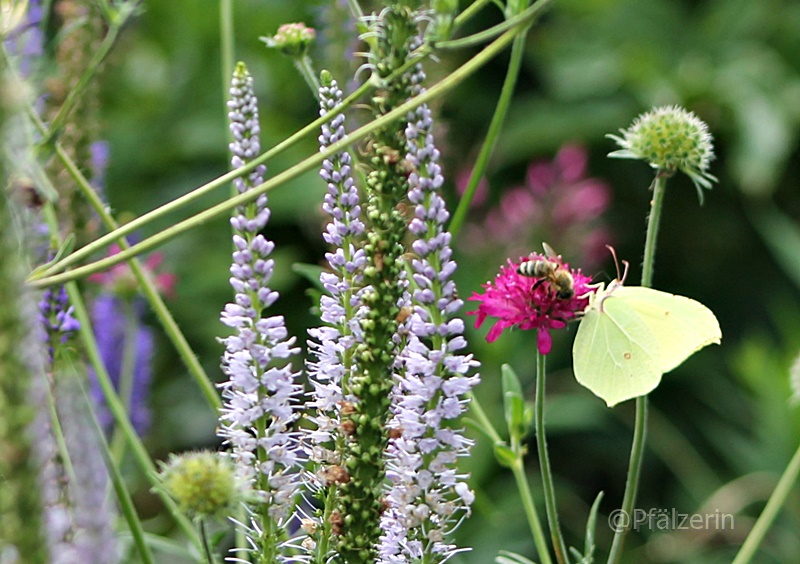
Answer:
xmin=573 ymin=295 xmax=663 ymax=407
xmin=613 ymin=286 xmax=721 ymax=373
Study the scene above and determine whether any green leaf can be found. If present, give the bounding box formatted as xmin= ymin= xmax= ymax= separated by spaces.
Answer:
xmin=493 ymin=442 xmax=517 ymax=468
xmin=501 ymin=364 xmax=528 ymax=439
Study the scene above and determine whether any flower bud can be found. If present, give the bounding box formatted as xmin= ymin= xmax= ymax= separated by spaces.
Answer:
xmin=261 ymin=22 xmax=316 ymax=57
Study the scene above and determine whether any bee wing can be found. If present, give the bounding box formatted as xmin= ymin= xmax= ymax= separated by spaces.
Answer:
xmin=542 ymin=242 xmax=558 ymax=258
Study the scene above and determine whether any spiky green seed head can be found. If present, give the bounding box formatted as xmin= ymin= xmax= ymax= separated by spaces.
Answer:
xmin=608 ymin=105 xmax=717 ymax=200
xmin=157 ymin=451 xmax=241 ymax=520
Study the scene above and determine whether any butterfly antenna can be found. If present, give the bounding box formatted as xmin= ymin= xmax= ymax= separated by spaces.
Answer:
xmin=605 ymin=245 xmax=622 ymax=280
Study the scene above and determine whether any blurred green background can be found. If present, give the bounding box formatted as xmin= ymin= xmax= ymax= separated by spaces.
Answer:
xmin=95 ymin=0 xmax=800 ymax=562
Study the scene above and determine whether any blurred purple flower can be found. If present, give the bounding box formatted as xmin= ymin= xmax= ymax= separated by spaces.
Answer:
xmin=38 ymin=285 xmax=80 ymax=364
xmin=87 ymin=295 xmax=154 ymax=436
xmin=86 ymin=244 xmax=173 ymax=436
xmin=461 ymin=144 xmax=613 ymax=269
xmin=3 ymin=0 xmax=44 ymax=77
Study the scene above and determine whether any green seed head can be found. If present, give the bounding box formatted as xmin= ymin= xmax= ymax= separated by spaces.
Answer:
xmin=157 ymin=451 xmax=241 ymax=520
xmin=608 ymin=105 xmax=717 ymax=198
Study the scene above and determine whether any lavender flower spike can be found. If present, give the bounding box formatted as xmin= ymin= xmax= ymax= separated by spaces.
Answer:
xmin=379 ymin=60 xmax=480 ymax=563
xmin=303 ymin=71 xmax=367 ymax=554
xmin=217 ymin=63 xmax=302 ymax=530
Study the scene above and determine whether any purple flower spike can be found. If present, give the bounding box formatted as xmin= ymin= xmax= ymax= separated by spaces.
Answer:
xmin=217 ymin=62 xmax=302 ymax=525
xmin=379 ymin=55 xmax=480 ymax=563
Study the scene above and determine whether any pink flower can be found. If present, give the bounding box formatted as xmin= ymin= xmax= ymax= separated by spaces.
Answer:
xmin=467 ymin=255 xmax=593 ymax=354
xmin=88 ymin=244 xmax=177 ymax=298
xmin=460 ymin=144 xmax=613 ymax=270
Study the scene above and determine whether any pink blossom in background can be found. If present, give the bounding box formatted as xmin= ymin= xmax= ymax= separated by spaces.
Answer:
xmin=460 ymin=144 xmax=613 ymax=269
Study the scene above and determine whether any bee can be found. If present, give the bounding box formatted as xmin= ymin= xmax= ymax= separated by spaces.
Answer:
xmin=518 ymin=243 xmax=575 ymax=300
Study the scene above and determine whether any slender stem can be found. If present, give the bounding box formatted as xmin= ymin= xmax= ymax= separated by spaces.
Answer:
xmin=535 ymin=352 xmax=569 ymax=564
xmin=29 ymin=52 xmax=421 ymax=279
xmin=467 ymin=391 xmax=504 ymax=444
xmin=453 ymin=0 xmax=499 ymax=29
xmin=511 ymin=459 xmax=554 ymax=564
xmin=732 ymin=442 xmax=800 ymax=564
xmin=220 ymin=0 xmax=235 ymax=109
xmin=640 ymin=174 xmax=668 ymax=288
xmin=437 ymin=0 xmax=551 ymax=51
xmin=293 ymin=53 xmax=321 ymax=96
xmin=58 ymin=143 xmax=222 ymax=410
xmin=110 ymin=301 xmax=140 ymax=464
xmin=43 ymin=3 xmax=133 ymax=145
xmin=607 ymin=173 xmax=667 ymax=563
xmin=31 ymin=22 xmax=527 ymax=288
xmin=468 ymin=388 xmax=551 ymax=562
xmin=448 ymin=2 xmax=540 ymax=236
xmin=199 ymin=519 xmax=216 ymax=564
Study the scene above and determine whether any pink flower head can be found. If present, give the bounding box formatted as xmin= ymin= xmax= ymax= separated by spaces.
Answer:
xmin=88 ymin=244 xmax=177 ymax=298
xmin=467 ymin=255 xmax=593 ymax=354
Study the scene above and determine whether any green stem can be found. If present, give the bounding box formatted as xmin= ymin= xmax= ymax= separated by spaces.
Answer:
xmin=437 ymin=0 xmax=551 ymax=51
xmin=293 ymin=54 xmax=321 ymax=96
xmin=199 ymin=519 xmax=216 ymax=564
xmin=80 ymin=384 xmax=156 ymax=564
xmin=535 ymin=352 xmax=569 ymax=564
xmin=511 ymin=458 xmax=554 ymax=564
xmin=43 ymin=3 xmax=133 ymax=146
xmin=607 ymin=173 xmax=667 ymax=564
xmin=731 ymin=443 xmax=800 ymax=564
xmin=220 ymin=0 xmax=235 ymax=110
xmin=640 ymin=173 xmax=668 ymax=288
xmin=453 ymin=0 xmax=499 ymax=28
xmin=8 ymin=58 xmax=221 ymax=410
xmin=29 ymin=52 xmax=425 ymax=280
xmin=110 ymin=301 xmax=140 ymax=464
xmin=467 ymin=390 xmax=504 ymax=444
xmin=63 ymin=278 xmax=202 ymax=551
xmin=448 ymin=3 xmax=537 ymax=236
xmin=32 ymin=22 xmax=529 ymax=288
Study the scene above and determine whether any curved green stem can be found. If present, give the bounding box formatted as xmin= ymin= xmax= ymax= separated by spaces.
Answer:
xmin=29 ymin=50 xmax=425 ymax=280
xmin=467 ymin=390 xmax=504 ymax=444
xmin=43 ymin=2 xmax=134 ymax=146
xmin=437 ymin=0 xmax=552 ymax=51
xmin=732 ymin=443 xmax=800 ymax=564
xmin=58 ymin=142 xmax=222 ymax=410
xmin=535 ymin=352 xmax=569 ymax=564
xmin=607 ymin=173 xmax=667 ymax=563
xmin=511 ymin=458 xmax=554 ymax=564
xmin=448 ymin=2 xmax=543 ymax=236
xmin=453 ymin=0 xmax=499 ymax=29
xmin=31 ymin=21 xmax=528 ymax=288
